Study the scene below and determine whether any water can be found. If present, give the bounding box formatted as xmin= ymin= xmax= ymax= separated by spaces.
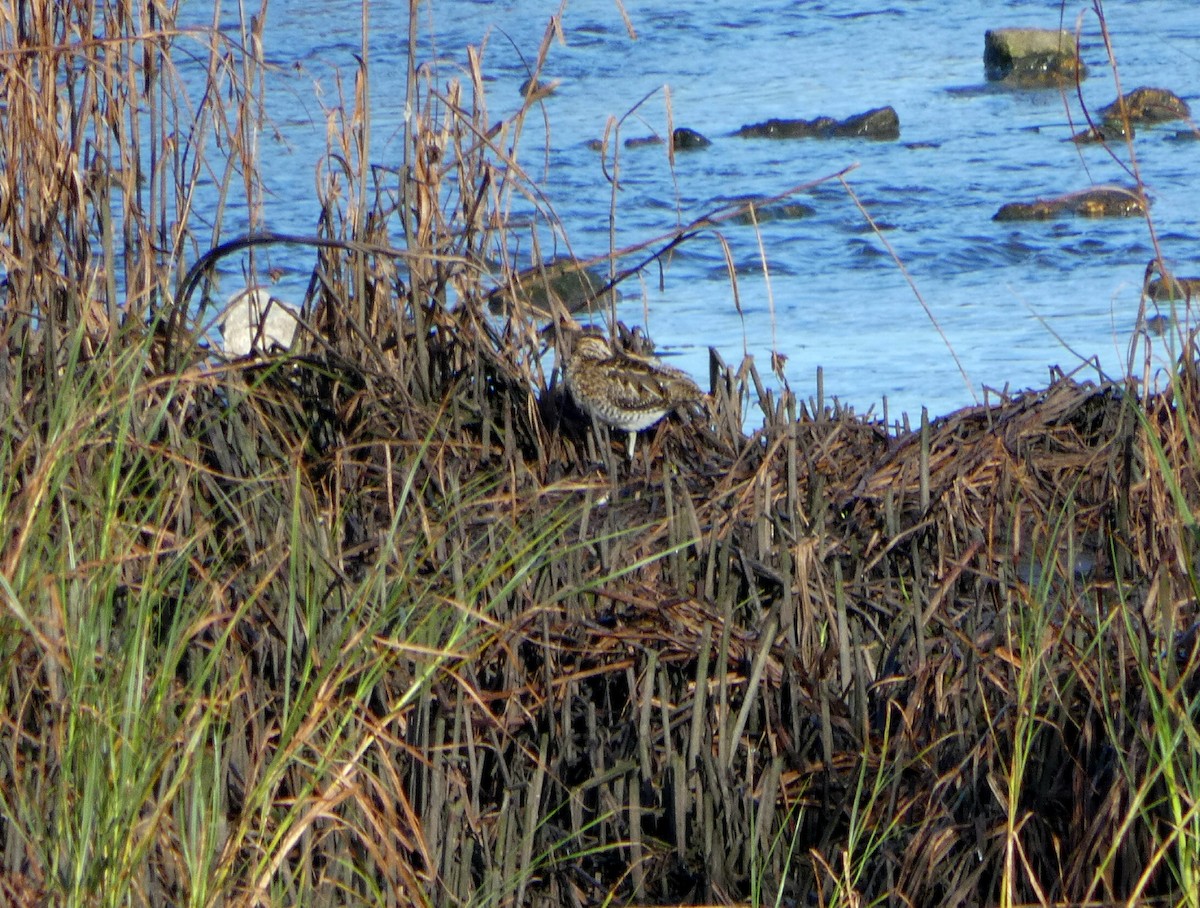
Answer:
xmin=197 ymin=1 xmax=1200 ymax=420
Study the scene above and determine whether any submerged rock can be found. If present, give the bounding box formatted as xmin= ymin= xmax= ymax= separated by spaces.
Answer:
xmin=728 ymin=200 xmax=816 ymax=225
xmin=994 ymin=186 xmax=1146 ymax=221
xmin=835 ymin=106 xmax=900 ymax=139
xmin=994 ymin=200 xmax=1060 ymax=221
xmin=519 ymin=77 xmax=558 ymax=100
xmin=1003 ymin=51 xmax=1084 ymax=88
xmin=1099 ymin=86 xmax=1191 ymax=124
xmin=1070 ymin=187 xmax=1146 ymax=218
xmin=624 ymin=135 xmax=663 ymax=149
xmin=672 ymin=127 xmax=711 ymax=150
xmin=1144 ymin=313 xmax=1172 ymax=336
xmin=1070 ymin=119 xmax=1133 ymax=144
xmin=736 ymin=117 xmax=834 ymax=139
xmin=735 ymin=106 xmax=899 ymax=141
xmin=596 ymin=127 xmax=711 ymax=152
xmin=984 ymin=28 xmax=1086 ymax=87
xmin=487 ymin=257 xmax=619 ymax=321
xmin=1147 ymin=275 xmax=1200 ymax=302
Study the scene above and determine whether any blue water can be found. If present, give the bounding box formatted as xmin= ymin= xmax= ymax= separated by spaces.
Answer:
xmin=194 ymin=1 xmax=1200 ymax=421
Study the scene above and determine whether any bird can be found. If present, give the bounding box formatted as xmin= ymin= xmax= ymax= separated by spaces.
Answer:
xmin=563 ymin=331 xmax=705 ymax=462
xmin=218 ymin=287 xmax=300 ymax=357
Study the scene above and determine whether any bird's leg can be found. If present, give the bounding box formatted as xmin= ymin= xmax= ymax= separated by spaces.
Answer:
xmin=599 ymin=423 xmax=620 ymax=476
xmin=583 ymin=420 xmax=605 ymax=470
xmin=644 ymin=430 xmax=656 ymax=480
xmin=598 ymin=425 xmax=620 ymax=489
xmin=643 ymin=423 xmax=666 ymax=479
xmin=628 ymin=430 xmax=655 ymax=479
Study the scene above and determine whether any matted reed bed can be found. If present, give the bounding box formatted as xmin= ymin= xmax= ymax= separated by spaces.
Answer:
xmin=2 ymin=2 xmax=1199 ymax=907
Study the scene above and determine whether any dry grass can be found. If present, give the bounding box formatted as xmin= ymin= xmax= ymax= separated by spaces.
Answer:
xmin=1 ymin=2 xmax=1199 ymax=907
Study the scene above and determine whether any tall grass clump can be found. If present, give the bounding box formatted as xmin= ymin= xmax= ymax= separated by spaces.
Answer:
xmin=0 ymin=2 xmax=612 ymax=904
xmin=4 ymin=0 xmax=1200 ymax=906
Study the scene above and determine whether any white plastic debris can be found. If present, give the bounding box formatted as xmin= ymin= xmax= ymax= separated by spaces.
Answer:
xmin=218 ymin=287 xmax=300 ymax=357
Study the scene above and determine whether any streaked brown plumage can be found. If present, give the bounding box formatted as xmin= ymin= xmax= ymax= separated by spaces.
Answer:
xmin=563 ymin=333 xmax=704 ymax=460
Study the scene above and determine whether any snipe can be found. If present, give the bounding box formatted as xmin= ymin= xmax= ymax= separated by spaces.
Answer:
xmin=563 ymin=332 xmax=705 ymax=461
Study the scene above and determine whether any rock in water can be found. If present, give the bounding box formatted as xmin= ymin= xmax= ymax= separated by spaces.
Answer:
xmin=219 ymin=287 xmax=300 ymax=357
xmin=984 ymin=28 xmax=1086 ymax=87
